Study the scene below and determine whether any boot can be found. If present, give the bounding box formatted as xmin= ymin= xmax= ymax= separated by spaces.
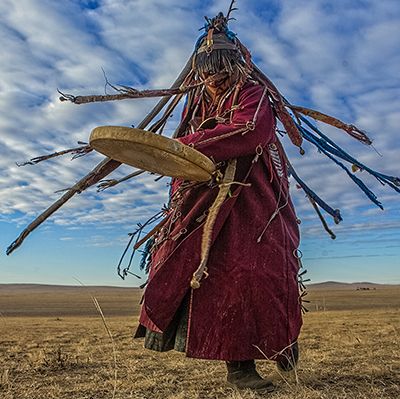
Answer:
xmin=276 ymin=342 xmax=299 ymax=372
xmin=226 ymin=360 xmax=275 ymax=392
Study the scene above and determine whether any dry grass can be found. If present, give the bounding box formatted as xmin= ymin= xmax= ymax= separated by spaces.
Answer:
xmin=0 ymin=285 xmax=399 ymax=398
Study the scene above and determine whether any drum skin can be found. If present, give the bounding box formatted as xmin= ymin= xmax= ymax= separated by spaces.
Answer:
xmin=90 ymin=126 xmax=215 ymax=182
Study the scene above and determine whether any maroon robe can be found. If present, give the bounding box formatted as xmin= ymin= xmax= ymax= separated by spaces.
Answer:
xmin=138 ymin=81 xmax=302 ymax=361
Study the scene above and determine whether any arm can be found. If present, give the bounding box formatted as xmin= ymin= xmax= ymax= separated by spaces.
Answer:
xmin=178 ymin=84 xmax=275 ymax=162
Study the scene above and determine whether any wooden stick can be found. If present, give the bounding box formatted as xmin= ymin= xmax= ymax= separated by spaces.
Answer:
xmin=59 ymin=87 xmax=185 ymax=105
xmin=96 ymin=170 xmax=145 ymax=192
xmin=7 ymin=53 xmax=194 ymax=255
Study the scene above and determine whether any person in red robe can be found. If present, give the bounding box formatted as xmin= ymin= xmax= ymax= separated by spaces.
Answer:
xmin=135 ymin=13 xmax=302 ymax=392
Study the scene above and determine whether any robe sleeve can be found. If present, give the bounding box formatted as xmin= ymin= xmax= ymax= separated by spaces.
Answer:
xmin=178 ymin=84 xmax=275 ymax=162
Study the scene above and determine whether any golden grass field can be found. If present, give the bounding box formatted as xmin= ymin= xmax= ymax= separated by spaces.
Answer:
xmin=0 ymin=283 xmax=399 ymax=399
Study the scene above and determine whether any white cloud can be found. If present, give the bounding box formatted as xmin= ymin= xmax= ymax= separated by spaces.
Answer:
xmin=0 ymin=0 xmax=399 ymax=254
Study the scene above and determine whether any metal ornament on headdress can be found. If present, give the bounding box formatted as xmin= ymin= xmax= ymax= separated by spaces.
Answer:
xmin=196 ymin=32 xmax=238 ymax=54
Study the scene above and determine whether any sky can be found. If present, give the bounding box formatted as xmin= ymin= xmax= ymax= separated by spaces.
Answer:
xmin=0 ymin=0 xmax=399 ymax=286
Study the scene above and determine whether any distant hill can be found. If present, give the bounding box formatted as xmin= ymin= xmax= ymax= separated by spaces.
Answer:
xmin=0 ymin=283 xmax=140 ymax=292
xmin=307 ymin=281 xmax=397 ymax=290
xmin=1 ymin=282 xmax=398 ymax=292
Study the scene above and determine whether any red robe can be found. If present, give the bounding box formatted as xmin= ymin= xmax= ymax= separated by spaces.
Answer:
xmin=138 ymin=81 xmax=302 ymax=361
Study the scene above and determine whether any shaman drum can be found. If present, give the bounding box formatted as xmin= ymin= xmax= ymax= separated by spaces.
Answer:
xmin=90 ymin=126 xmax=215 ymax=182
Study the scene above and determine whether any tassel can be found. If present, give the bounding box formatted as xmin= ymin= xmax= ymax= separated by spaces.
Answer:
xmin=299 ymin=116 xmax=400 ymax=192
xmin=139 ymin=237 xmax=155 ymax=273
xmin=289 ymin=105 xmax=372 ymax=145
xmin=288 ymin=163 xmax=342 ymax=224
xmin=308 ymin=197 xmax=337 ymax=239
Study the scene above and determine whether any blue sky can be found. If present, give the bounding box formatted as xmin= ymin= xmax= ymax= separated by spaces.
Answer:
xmin=0 ymin=0 xmax=399 ymax=286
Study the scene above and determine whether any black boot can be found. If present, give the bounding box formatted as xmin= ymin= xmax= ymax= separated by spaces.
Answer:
xmin=276 ymin=342 xmax=299 ymax=372
xmin=226 ymin=360 xmax=275 ymax=392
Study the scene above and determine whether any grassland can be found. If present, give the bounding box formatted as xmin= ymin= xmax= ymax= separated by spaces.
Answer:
xmin=0 ymin=283 xmax=399 ymax=398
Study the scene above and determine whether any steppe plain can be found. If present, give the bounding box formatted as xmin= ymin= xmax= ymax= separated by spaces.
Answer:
xmin=0 ymin=282 xmax=399 ymax=399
